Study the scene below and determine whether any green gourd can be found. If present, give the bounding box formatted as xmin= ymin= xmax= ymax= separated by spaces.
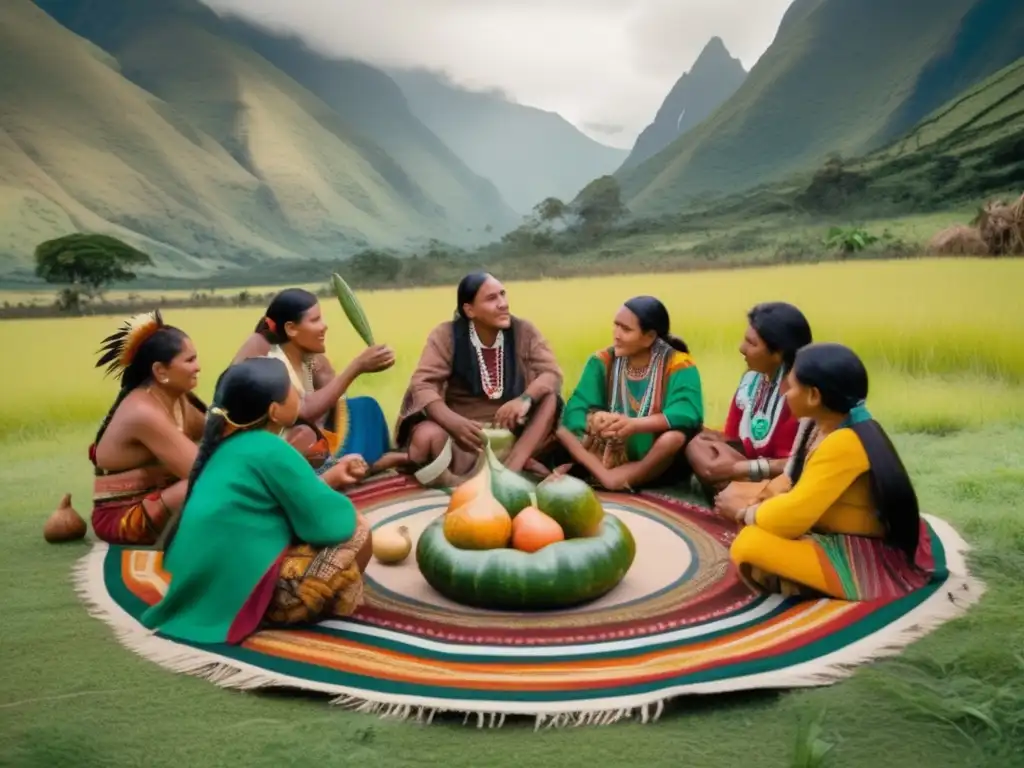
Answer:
xmin=331 ymin=272 xmax=374 ymax=346
xmin=417 ymin=514 xmax=635 ymax=610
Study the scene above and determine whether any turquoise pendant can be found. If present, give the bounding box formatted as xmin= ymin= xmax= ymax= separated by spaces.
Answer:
xmin=751 ymin=415 xmax=771 ymax=441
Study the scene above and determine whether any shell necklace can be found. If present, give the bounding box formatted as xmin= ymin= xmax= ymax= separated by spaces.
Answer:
xmin=469 ymin=323 xmax=504 ymax=400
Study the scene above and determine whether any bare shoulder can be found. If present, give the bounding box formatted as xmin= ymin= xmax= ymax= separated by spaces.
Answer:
xmin=117 ymin=390 xmax=172 ymax=433
xmin=234 ymin=333 xmax=271 ymax=364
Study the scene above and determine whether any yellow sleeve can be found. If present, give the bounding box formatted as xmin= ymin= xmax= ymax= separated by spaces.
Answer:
xmin=751 ymin=428 xmax=869 ymax=539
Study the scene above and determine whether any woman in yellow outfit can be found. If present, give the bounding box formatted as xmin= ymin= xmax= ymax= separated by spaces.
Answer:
xmin=715 ymin=342 xmax=935 ymax=601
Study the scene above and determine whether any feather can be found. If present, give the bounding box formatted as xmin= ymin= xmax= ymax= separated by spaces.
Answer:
xmin=94 ymin=310 xmax=165 ymax=378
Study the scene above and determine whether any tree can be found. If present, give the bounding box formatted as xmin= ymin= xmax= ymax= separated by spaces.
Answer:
xmin=348 ymin=249 xmax=403 ymax=284
xmin=34 ymin=233 xmax=153 ymax=312
xmin=571 ymin=176 xmax=628 ymax=235
xmin=533 ymin=197 xmax=568 ymax=223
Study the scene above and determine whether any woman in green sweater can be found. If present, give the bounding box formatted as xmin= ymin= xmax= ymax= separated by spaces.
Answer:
xmin=555 ymin=296 xmax=704 ymax=491
xmin=141 ymin=356 xmax=371 ymax=645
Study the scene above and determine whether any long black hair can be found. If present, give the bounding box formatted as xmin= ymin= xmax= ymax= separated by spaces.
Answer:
xmin=255 ymin=288 xmax=319 ymax=345
xmin=748 ymin=302 xmax=813 ymax=370
xmin=623 ymin=296 xmax=689 ymax=353
xmin=454 ymin=271 xmax=492 ymax=320
xmin=791 ymin=342 xmax=921 ymax=564
xmin=183 ymin=357 xmax=293 ymax=507
xmin=93 ymin=318 xmax=194 ymax=452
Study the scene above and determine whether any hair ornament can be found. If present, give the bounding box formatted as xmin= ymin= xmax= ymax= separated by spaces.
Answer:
xmin=95 ymin=310 xmax=165 ymax=378
xmin=208 ymin=404 xmax=267 ymax=436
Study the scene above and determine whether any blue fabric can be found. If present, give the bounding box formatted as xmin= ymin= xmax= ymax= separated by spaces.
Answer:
xmin=840 ymin=400 xmax=873 ymax=428
xmin=313 ymin=395 xmax=392 ymax=477
xmin=336 ymin=395 xmax=391 ymax=465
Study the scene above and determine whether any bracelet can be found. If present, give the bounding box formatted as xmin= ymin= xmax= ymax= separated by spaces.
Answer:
xmin=747 ymin=458 xmax=772 ymax=481
xmin=741 ymin=505 xmax=759 ymax=526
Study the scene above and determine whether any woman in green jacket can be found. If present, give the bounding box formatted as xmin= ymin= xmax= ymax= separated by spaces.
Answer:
xmin=141 ymin=356 xmax=371 ymax=645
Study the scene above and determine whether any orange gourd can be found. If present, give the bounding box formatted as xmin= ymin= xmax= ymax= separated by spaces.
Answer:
xmin=511 ymin=506 xmax=565 ymax=553
xmin=443 ymin=493 xmax=512 ymax=550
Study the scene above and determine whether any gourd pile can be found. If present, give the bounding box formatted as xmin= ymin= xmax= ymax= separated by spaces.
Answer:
xmin=416 ymin=439 xmax=636 ymax=611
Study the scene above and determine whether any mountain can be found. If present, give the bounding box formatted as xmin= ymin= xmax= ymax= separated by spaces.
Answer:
xmin=620 ymin=0 xmax=1024 ymax=216
xmin=619 ymin=37 xmax=747 ymax=172
xmin=387 ymin=68 xmax=628 ymax=214
xmin=213 ymin=16 xmax=519 ymax=234
xmin=0 ymin=0 xmax=515 ymax=279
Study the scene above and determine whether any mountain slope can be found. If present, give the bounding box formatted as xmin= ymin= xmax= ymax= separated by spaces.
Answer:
xmin=36 ymin=0 xmax=516 ymax=249
xmin=864 ymin=56 xmax=1024 ymax=199
xmin=619 ymin=38 xmax=747 ymax=172
xmin=0 ymin=0 xmax=308 ymax=276
xmin=387 ymin=68 xmax=628 ymax=214
xmin=216 ymin=17 xmax=519 ymax=235
xmin=620 ymin=0 xmax=1024 ymax=216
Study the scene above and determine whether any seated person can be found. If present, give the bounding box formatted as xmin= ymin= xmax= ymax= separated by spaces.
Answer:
xmin=88 ymin=311 xmax=207 ymax=546
xmin=555 ymin=296 xmax=703 ymax=491
xmin=687 ymin=302 xmax=813 ymax=500
xmin=394 ymin=272 xmax=563 ymax=485
xmin=141 ymin=357 xmax=373 ymax=645
xmin=233 ymin=288 xmax=403 ymax=482
xmin=716 ymin=342 xmax=934 ymax=601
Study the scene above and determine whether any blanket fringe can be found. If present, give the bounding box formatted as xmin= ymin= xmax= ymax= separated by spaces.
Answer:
xmin=71 ymin=511 xmax=984 ymax=730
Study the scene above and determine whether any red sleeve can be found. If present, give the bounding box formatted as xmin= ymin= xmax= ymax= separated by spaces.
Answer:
xmin=722 ymin=393 xmax=742 ymax=439
xmin=770 ymin=407 xmax=800 ymax=459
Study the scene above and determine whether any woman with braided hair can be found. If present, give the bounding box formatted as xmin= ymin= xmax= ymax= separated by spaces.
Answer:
xmin=87 ymin=311 xmax=207 ymax=545
xmin=141 ymin=356 xmax=371 ymax=645
xmin=715 ymin=343 xmax=936 ymax=601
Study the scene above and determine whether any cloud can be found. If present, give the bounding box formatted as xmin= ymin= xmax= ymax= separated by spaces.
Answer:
xmin=202 ymin=0 xmax=794 ymax=148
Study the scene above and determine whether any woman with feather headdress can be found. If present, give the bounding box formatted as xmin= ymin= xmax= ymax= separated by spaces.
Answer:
xmin=87 ymin=311 xmax=207 ymax=546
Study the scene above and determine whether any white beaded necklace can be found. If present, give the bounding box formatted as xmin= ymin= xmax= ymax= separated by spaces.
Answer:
xmin=469 ymin=322 xmax=504 ymax=400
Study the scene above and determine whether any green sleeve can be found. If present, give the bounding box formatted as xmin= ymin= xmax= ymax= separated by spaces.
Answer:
xmin=257 ymin=436 xmax=358 ymax=546
xmin=662 ymin=365 xmax=704 ymax=430
xmin=561 ymin=355 xmax=609 ymax=436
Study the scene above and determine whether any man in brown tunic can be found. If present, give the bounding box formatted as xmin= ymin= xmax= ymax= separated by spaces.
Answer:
xmin=395 ymin=273 xmax=563 ymax=485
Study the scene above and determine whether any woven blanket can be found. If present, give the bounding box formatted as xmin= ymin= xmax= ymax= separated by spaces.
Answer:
xmin=74 ymin=475 xmax=983 ymax=728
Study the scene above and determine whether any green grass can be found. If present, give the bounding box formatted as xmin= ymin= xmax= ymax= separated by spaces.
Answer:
xmin=2 ymin=424 xmax=1021 ymax=767
xmin=2 ymin=262 xmax=1023 ymax=766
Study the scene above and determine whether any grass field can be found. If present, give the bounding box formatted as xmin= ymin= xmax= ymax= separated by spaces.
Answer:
xmin=2 ymin=260 xmax=1023 ymax=767
xmin=2 ymin=258 xmax=1022 ymax=439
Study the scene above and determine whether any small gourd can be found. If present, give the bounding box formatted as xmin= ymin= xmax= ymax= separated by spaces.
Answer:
xmin=443 ymin=494 xmax=512 ymax=550
xmin=535 ymin=469 xmax=605 ymax=539
xmin=447 ymin=433 xmax=536 ymax=517
xmin=372 ymin=525 xmax=412 ymax=564
xmin=44 ymin=493 xmax=88 ymax=543
xmin=511 ymin=506 xmax=565 ymax=553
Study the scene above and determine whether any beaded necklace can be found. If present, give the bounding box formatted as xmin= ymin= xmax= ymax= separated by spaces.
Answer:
xmin=610 ymin=339 xmax=669 ymax=417
xmin=746 ymin=366 xmax=785 ymax=443
xmin=469 ymin=323 xmax=504 ymax=400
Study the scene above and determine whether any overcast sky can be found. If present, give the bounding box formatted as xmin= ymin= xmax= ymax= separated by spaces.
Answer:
xmin=203 ymin=0 xmax=795 ymax=149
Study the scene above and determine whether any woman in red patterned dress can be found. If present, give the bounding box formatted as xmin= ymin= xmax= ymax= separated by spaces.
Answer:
xmin=686 ymin=302 xmax=813 ymax=501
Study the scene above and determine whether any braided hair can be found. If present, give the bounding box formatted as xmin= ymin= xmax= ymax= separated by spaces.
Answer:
xmin=182 ymin=357 xmax=293 ymax=508
xmin=791 ymin=343 xmax=921 ymax=564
